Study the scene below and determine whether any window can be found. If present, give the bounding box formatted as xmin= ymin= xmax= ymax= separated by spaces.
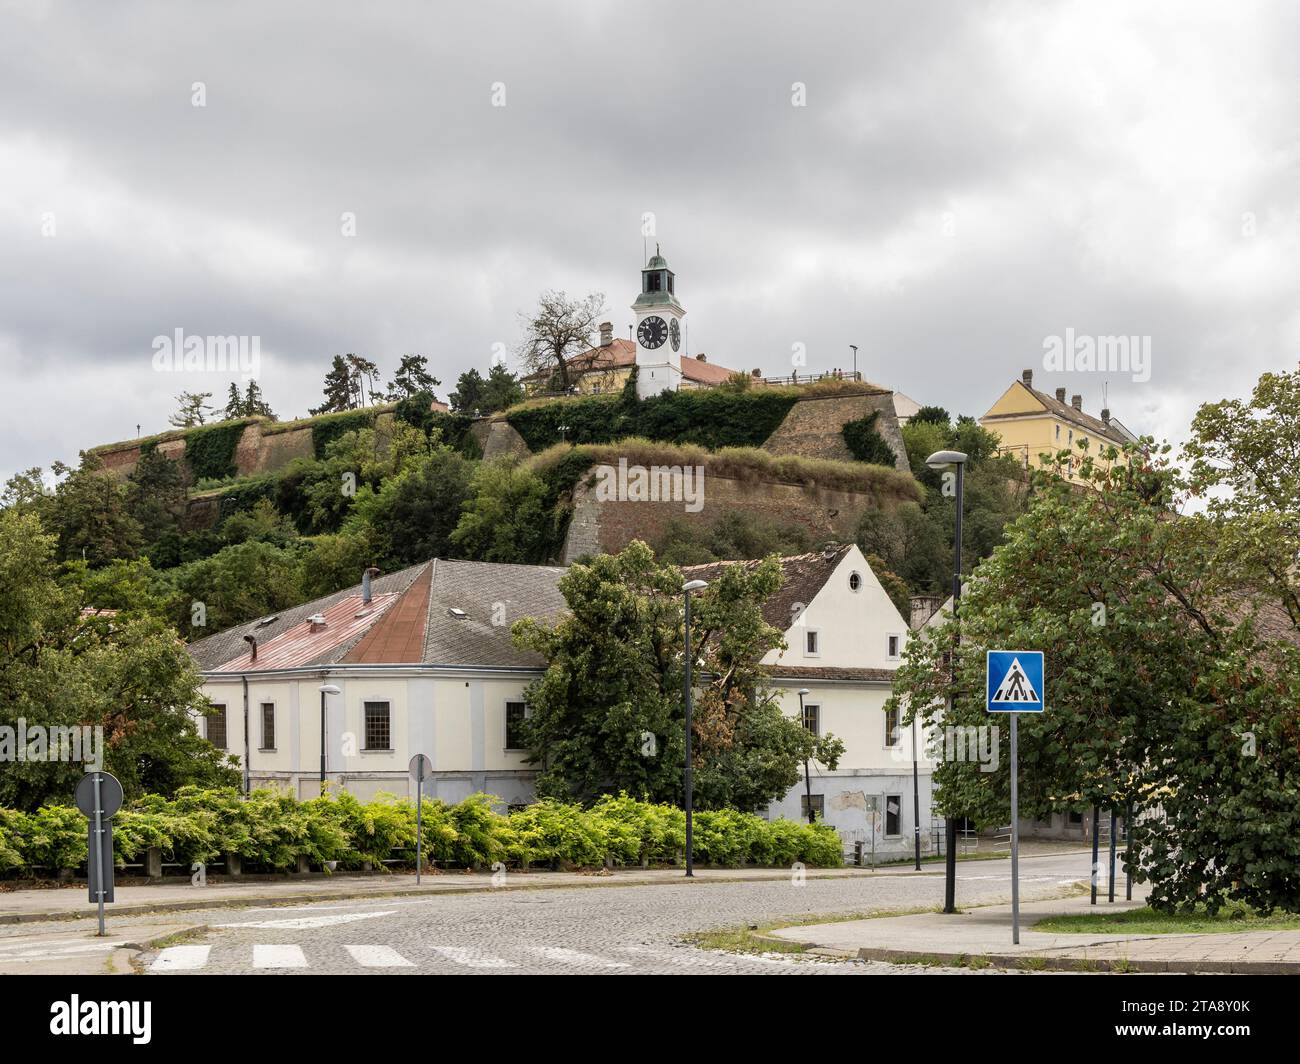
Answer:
xmin=1068 ymin=810 xmax=1084 ymax=825
xmin=260 ymin=702 xmax=275 ymax=750
xmin=505 ymin=701 xmax=529 ymax=751
xmin=805 ymin=630 xmax=820 ymax=656
xmin=800 ymin=794 xmax=825 ymax=821
xmin=207 ymin=704 xmax=227 ymax=750
xmin=887 ymin=634 xmax=901 ymax=659
xmin=363 ymin=701 xmax=391 ymax=751
xmin=885 ymin=795 xmax=902 ymax=836
xmin=801 ymin=703 xmax=820 ymax=735
xmin=884 ymin=706 xmax=900 ymax=747
xmin=848 ymin=571 xmax=862 ymax=592
xmin=1055 ymin=424 xmax=1060 ymax=441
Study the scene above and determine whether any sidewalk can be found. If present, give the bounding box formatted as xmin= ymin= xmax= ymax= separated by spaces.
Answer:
xmin=767 ymin=890 xmax=1300 ymax=974
xmin=0 ymin=841 xmax=1088 ymax=926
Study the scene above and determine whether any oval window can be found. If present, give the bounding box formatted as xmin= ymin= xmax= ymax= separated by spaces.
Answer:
xmin=848 ymin=572 xmax=862 ymax=592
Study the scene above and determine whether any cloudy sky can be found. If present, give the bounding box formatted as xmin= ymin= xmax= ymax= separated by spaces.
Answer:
xmin=2 ymin=0 xmax=1297 ymax=482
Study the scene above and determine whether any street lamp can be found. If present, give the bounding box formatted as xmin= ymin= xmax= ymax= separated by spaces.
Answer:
xmin=796 ymin=688 xmax=815 ymax=824
xmin=926 ymin=449 xmax=967 ymax=914
xmin=319 ymin=683 xmax=341 ymax=795
xmin=681 ymin=579 xmax=709 ymax=877
xmin=849 ymin=344 xmax=858 ymax=381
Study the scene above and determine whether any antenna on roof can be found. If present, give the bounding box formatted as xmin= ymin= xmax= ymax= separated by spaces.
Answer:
xmin=1102 ymin=380 xmax=1109 ymax=407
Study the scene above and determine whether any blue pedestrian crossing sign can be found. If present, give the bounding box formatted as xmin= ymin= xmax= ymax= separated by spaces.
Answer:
xmin=986 ymin=650 xmax=1045 ymax=713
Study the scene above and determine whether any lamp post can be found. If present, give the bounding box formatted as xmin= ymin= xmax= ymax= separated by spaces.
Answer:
xmin=796 ymin=688 xmax=814 ymax=824
xmin=926 ymin=449 xmax=967 ymax=914
xmin=849 ymin=344 xmax=858 ymax=382
xmin=319 ymin=683 xmax=341 ymax=795
xmin=912 ymin=714 xmax=922 ymax=871
xmin=681 ymin=579 xmax=709 ymax=877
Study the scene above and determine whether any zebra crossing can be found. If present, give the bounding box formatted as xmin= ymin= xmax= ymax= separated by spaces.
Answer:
xmin=147 ymin=940 xmax=808 ymax=974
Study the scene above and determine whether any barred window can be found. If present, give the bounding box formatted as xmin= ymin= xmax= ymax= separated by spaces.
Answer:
xmin=260 ymin=702 xmax=275 ymax=750
xmin=364 ymin=701 xmax=391 ymax=751
xmin=207 ymin=705 xmax=227 ymax=750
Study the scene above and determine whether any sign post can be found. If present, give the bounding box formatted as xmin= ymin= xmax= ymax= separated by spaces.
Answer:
xmin=986 ymin=650 xmax=1045 ymax=945
xmin=409 ymin=754 xmax=432 ymax=885
xmin=74 ymin=770 xmax=123 ymax=937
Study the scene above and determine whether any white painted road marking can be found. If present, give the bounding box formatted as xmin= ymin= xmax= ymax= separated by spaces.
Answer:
xmin=216 ymin=910 xmax=396 ymax=930
xmin=344 ymin=945 xmax=414 ymax=968
xmin=253 ymin=944 xmax=308 ymax=969
xmin=528 ymin=946 xmax=630 ymax=969
xmin=150 ymin=945 xmax=212 ymax=972
xmin=428 ymin=945 xmax=518 ymax=969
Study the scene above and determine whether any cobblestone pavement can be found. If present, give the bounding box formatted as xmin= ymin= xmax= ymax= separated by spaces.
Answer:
xmin=135 ymin=853 xmax=1091 ymax=975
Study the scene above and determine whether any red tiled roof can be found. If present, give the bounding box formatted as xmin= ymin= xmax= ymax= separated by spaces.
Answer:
xmin=528 ymin=338 xmax=740 ymax=387
xmin=343 ymin=567 xmax=432 ymax=664
xmin=214 ymin=592 xmax=401 ymax=672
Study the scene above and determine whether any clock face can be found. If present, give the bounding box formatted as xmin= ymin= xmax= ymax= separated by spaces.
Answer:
xmin=669 ymin=318 xmax=681 ymax=352
xmin=638 ymin=315 xmax=667 ymax=350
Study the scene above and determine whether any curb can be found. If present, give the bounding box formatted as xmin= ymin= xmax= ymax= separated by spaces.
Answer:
xmin=850 ymin=946 xmax=1300 ymax=975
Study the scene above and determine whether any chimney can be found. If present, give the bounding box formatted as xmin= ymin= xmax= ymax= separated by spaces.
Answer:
xmin=695 ymin=353 xmax=707 ymax=362
xmin=242 ymin=634 xmax=257 ymax=662
xmin=308 ymin=613 xmax=327 ymax=633
xmin=1071 ymin=394 xmax=1082 ymax=411
xmin=1021 ymin=368 xmax=1033 ymax=387
xmin=822 ymin=542 xmax=839 ymax=560
xmin=1055 ymin=387 xmax=1066 ymax=403
xmin=361 ymin=566 xmax=380 ymax=605
xmin=1101 ymin=408 xmax=1111 ymax=426
xmin=909 ymin=594 xmax=944 ymax=630
xmin=599 ymin=321 xmax=613 ymax=347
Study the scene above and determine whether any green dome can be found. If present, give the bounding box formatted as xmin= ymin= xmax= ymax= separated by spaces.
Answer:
xmin=646 ymin=253 xmax=668 ymax=269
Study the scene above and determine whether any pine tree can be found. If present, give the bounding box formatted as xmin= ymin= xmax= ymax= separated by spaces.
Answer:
xmin=387 ymin=354 xmax=440 ymax=401
xmin=310 ymin=356 xmax=354 ymax=415
xmin=223 ymin=382 xmax=245 ymax=420
xmin=243 ymin=379 xmax=276 ymax=419
xmin=169 ymin=391 xmax=215 ymax=428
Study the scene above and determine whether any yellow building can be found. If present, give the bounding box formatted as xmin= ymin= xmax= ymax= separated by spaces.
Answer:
xmin=979 ymin=369 xmax=1137 ymax=484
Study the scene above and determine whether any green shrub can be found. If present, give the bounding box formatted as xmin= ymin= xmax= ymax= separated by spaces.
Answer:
xmin=309 ymin=409 xmax=379 ymax=459
xmin=0 ymin=789 xmax=841 ymax=876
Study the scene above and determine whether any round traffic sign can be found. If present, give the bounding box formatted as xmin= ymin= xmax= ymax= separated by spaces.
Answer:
xmin=408 ymin=754 xmax=432 ymax=782
xmin=74 ymin=771 xmax=124 ymax=818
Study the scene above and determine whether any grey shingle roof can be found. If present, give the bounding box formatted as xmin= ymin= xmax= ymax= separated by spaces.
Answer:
xmin=423 ymin=558 xmax=569 ymax=667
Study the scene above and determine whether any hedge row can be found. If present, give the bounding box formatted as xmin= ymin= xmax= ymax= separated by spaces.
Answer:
xmin=0 ymin=789 xmax=842 ymax=875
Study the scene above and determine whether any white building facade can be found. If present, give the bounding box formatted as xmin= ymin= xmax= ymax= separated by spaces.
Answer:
xmin=190 ymin=547 xmax=934 ymax=859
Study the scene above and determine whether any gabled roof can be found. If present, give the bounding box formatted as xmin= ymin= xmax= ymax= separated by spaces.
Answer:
xmin=191 ymin=547 xmax=858 ymax=675
xmin=982 ymin=379 xmax=1130 ymax=445
xmin=681 ymin=545 xmax=853 ymax=632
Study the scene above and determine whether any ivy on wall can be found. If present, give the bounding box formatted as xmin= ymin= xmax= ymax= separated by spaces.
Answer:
xmin=841 ymin=410 xmax=896 ymax=466
xmin=506 ymin=388 xmax=799 ymax=452
xmin=184 ymin=420 xmax=252 ymax=480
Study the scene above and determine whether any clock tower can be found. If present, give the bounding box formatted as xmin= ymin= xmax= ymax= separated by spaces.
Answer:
xmin=632 ymin=245 xmax=685 ymax=399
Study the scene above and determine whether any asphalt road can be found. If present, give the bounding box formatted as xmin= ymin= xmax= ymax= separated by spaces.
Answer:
xmin=132 ymin=852 xmax=1093 ymax=975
